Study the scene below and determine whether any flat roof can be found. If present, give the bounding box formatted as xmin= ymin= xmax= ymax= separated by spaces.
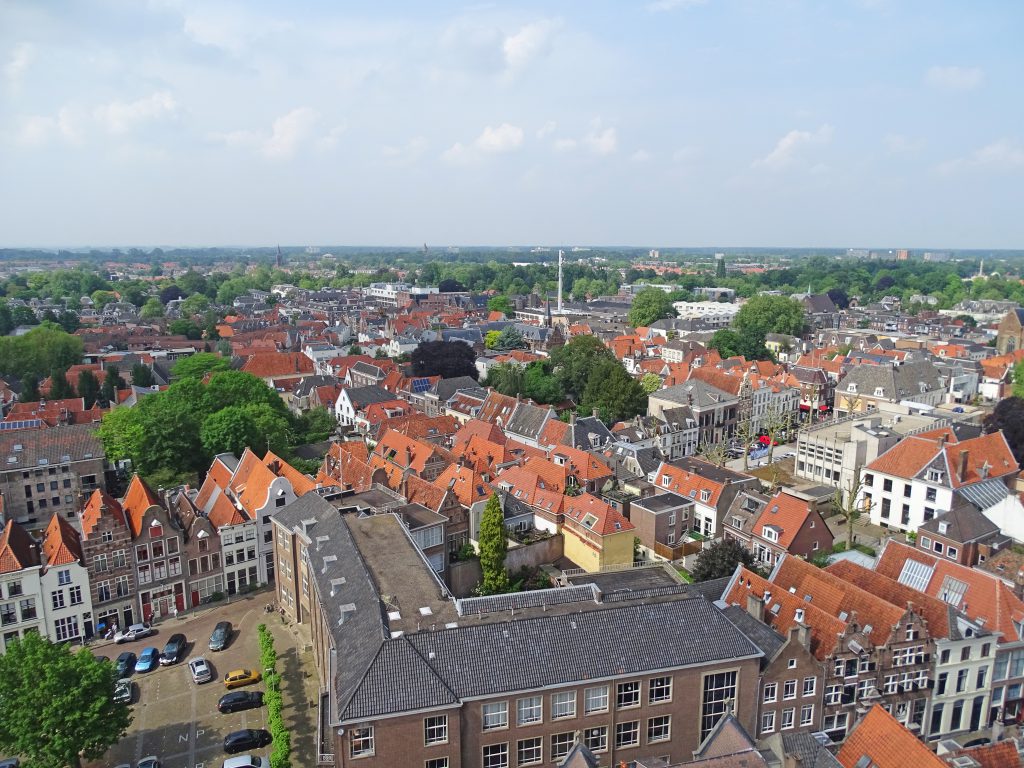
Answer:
xmin=567 ymin=565 xmax=683 ymax=594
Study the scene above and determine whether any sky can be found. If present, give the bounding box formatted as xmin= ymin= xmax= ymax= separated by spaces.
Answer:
xmin=1 ymin=0 xmax=1022 ymax=249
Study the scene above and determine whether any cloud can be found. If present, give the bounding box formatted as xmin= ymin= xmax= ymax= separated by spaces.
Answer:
xmin=16 ymin=107 xmax=81 ymax=147
xmin=884 ymin=133 xmax=924 ymax=153
xmin=503 ymin=19 xmax=559 ymax=72
xmin=262 ymin=107 xmax=320 ymax=158
xmin=630 ymin=149 xmax=652 ymax=162
xmin=553 ymin=138 xmax=577 ymax=152
xmin=938 ymin=139 xmax=1024 ymax=175
xmin=209 ymin=107 xmax=322 ymax=158
xmin=536 ymin=121 xmax=557 ymax=139
xmin=381 ymin=136 xmax=428 ymax=164
xmin=93 ymin=91 xmax=178 ymax=134
xmin=4 ymin=43 xmax=32 ymax=84
xmin=584 ymin=123 xmax=618 ymax=155
xmin=441 ymin=141 xmax=473 ymax=165
xmin=475 ymin=123 xmax=524 ymax=153
xmin=646 ymin=0 xmax=707 ymax=12
xmin=672 ymin=146 xmax=699 ymax=163
xmin=755 ymin=124 xmax=833 ymax=170
xmin=926 ymin=65 xmax=984 ymax=91
xmin=317 ymin=123 xmax=348 ymax=151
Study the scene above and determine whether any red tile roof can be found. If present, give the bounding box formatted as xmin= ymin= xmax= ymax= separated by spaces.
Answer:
xmin=80 ymin=488 xmax=126 ymax=539
xmin=653 ymin=460 xmax=732 ymax=507
xmin=122 ymin=475 xmax=163 ymax=538
xmin=240 ymin=351 xmax=314 ymax=379
xmin=866 ymin=431 xmax=1017 ymax=487
xmin=563 ymin=493 xmax=634 ymax=536
xmin=0 ymin=520 xmax=40 ymax=573
xmin=405 ymin=474 xmax=448 ymax=512
xmin=837 ymin=705 xmax=945 ymax=768
xmin=434 ymin=464 xmax=490 ymax=507
xmin=40 ymin=513 xmax=83 ymax=569
xmin=750 ymin=491 xmax=815 ymax=549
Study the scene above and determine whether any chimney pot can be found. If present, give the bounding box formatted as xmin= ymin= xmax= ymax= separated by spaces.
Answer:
xmin=592 ymin=408 xmax=600 ymax=419
xmin=959 ymin=449 xmax=969 ymax=482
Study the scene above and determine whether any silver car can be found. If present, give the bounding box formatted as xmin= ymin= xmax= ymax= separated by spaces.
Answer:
xmin=188 ymin=656 xmax=213 ymax=684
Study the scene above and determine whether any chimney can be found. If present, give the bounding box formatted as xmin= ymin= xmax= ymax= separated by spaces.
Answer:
xmin=959 ymin=450 xmax=969 ymax=483
xmin=569 ymin=410 xmax=576 ymax=426
xmin=746 ymin=592 xmax=764 ymax=620
xmin=937 ymin=433 xmax=947 ymax=447
xmin=592 ymin=408 xmax=600 ymax=419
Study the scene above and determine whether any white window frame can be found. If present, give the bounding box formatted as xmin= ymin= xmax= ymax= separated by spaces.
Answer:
xmin=482 ymin=742 xmax=509 ymax=768
xmin=482 ymin=701 xmax=509 ymax=731
xmin=424 ymin=714 xmax=448 ymax=746
xmin=616 ymin=680 xmax=640 ymax=709
xmin=516 ymin=737 xmax=542 ymax=766
xmin=800 ymin=704 xmax=814 ymax=727
xmin=647 ymin=714 xmax=671 ymax=743
xmin=763 ymin=682 xmax=778 ymax=703
xmin=781 ymin=708 xmax=795 ymax=730
xmin=615 ymin=720 xmax=640 ymax=748
xmin=584 ymin=685 xmax=609 ymax=714
xmin=803 ymin=677 xmax=816 ymax=697
xmin=516 ymin=696 xmax=542 ymax=726
xmin=648 ymin=675 xmax=672 ymax=704
xmin=350 ymin=726 xmax=375 ymax=758
xmin=761 ymin=710 xmax=776 ymax=734
xmin=550 ymin=691 xmax=576 ymax=720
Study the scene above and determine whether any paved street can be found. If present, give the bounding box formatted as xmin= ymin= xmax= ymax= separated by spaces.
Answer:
xmin=85 ymin=591 xmax=318 ymax=768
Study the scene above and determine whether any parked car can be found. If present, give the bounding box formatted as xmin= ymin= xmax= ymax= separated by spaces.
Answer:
xmin=217 ymin=691 xmax=264 ymax=714
xmin=189 ymin=657 xmax=213 ymax=684
xmin=963 ymin=737 xmax=991 ymax=748
xmin=137 ymin=758 xmax=161 ymax=768
xmin=115 ymin=651 xmax=137 ymax=677
xmin=223 ymin=669 xmax=262 ymax=690
xmin=0 ymin=759 xmax=19 ymax=768
xmin=114 ymin=623 xmax=155 ymax=644
xmin=160 ymin=634 xmax=187 ymax=666
xmin=135 ymin=647 xmax=160 ymax=673
xmin=113 ymin=678 xmax=134 ymax=704
xmin=209 ymin=621 xmax=232 ymax=652
xmin=223 ymin=728 xmax=272 ymax=754
xmin=222 ymin=757 xmax=267 ymax=768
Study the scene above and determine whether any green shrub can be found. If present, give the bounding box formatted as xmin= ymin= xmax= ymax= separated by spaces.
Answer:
xmin=257 ymin=624 xmax=291 ymax=768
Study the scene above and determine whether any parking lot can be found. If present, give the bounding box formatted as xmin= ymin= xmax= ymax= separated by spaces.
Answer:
xmin=86 ymin=594 xmax=314 ymax=768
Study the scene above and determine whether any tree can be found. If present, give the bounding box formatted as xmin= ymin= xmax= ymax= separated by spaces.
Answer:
xmin=691 ymin=538 xmax=758 ymax=582
xmin=200 ymin=403 xmax=291 ymax=458
xmin=90 ymin=290 xmax=119 ymax=310
xmin=159 ymin=285 xmax=187 ymax=304
xmin=97 ymin=405 xmax=144 ymax=464
xmin=48 ymin=367 xmax=74 ymax=400
xmin=131 ymin=363 xmax=155 ymax=388
xmin=168 ymin=319 xmax=202 ymax=340
xmin=77 ymin=369 xmax=101 ymax=408
xmin=0 ymin=632 xmax=131 ymax=768
xmin=484 ymin=330 xmax=502 ymax=350
xmin=484 ymin=362 xmax=525 ymax=397
xmin=21 ymin=374 xmax=39 ymax=402
xmin=295 ymin=407 xmax=337 ymax=443
xmin=716 ymin=255 xmax=727 ymax=280
xmin=58 ymin=310 xmax=80 ymax=333
xmin=101 ymin=366 xmax=126 ymax=406
xmin=698 ymin=440 xmax=729 ymax=468
xmin=550 ymin=335 xmax=617 ymax=399
xmin=493 ymin=326 xmax=526 ymax=351
xmin=522 ymin=361 xmax=564 ymax=404
xmin=984 ymin=397 xmax=1024 ymax=466
xmin=734 ymin=418 xmax=756 ymax=472
xmin=203 ymin=370 xmax=288 ymax=415
xmin=172 ymin=352 xmax=230 ymax=379
xmin=640 ymin=372 xmax=662 ymax=395
xmin=487 ymin=295 xmax=514 ymax=317
xmin=580 ymin=358 xmax=647 ymax=423
xmin=627 ymin=288 xmax=675 ymax=328
xmin=10 ymin=305 xmax=37 ymax=327
xmin=734 ymin=295 xmax=806 ymax=339
xmin=0 ymin=323 xmax=83 ymax=380
xmin=411 ymin=341 xmax=478 ymax=381
xmin=478 ymin=494 xmax=510 ymax=595
xmin=438 ymin=278 xmax=465 ymax=293
xmin=179 ymin=293 xmax=211 ymax=317
xmin=140 ymin=297 xmax=164 ymax=319
xmin=834 ymin=475 xmax=873 ymax=552
xmin=348 ymin=344 xmax=363 ymax=356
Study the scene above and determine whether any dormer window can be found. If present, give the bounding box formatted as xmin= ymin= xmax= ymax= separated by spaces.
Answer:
xmin=938 ymin=521 xmax=949 ymax=535
xmin=847 ymin=383 xmax=858 ymax=393
xmin=927 ymin=469 xmax=944 ymax=483
xmin=762 ymin=527 xmax=780 ymax=542
xmin=874 ymin=387 xmax=884 ymax=397
xmin=700 ymin=489 xmax=711 ymax=503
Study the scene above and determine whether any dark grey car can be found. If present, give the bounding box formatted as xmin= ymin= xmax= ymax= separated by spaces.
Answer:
xmin=209 ymin=621 xmax=232 ymax=652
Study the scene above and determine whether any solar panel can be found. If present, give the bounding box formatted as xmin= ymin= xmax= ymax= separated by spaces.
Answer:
xmin=897 ymin=559 xmax=934 ymax=593
xmin=411 ymin=377 xmax=432 ymax=393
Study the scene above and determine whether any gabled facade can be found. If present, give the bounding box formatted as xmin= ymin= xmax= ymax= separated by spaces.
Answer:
xmin=122 ymin=476 xmax=187 ymax=621
xmin=0 ymin=520 xmax=43 ymax=651
xmin=40 ymin=513 xmax=94 ymax=643
xmin=651 ymin=458 xmax=760 ymax=538
xmin=79 ymin=488 xmax=137 ymax=631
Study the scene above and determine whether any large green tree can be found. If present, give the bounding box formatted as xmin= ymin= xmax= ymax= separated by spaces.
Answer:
xmin=493 ymin=326 xmax=527 ymax=350
xmin=580 ymin=358 xmax=647 ymax=423
xmin=77 ymin=369 xmax=101 ymax=408
xmin=627 ymin=287 xmax=675 ymax=328
xmin=49 ymin=367 xmax=75 ymax=400
xmin=130 ymin=363 xmax=155 ymax=388
xmin=0 ymin=632 xmax=131 ymax=768
xmin=139 ymin=297 xmax=164 ymax=319
xmin=101 ymin=367 xmax=126 ymax=406
xmin=478 ymin=494 xmax=510 ymax=595
xmin=200 ymin=403 xmax=291 ymax=458
xmin=0 ymin=322 xmax=83 ymax=380
xmin=522 ymin=361 xmax=564 ymax=404
xmin=550 ymin=335 xmax=617 ymax=399
xmin=691 ymin=538 xmax=758 ymax=582
xmin=204 ymin=370 xmax=287 ymax=415
xmin=487 ymin=295 xmax=515 ymax=317
xmin=734 ymin=295 xmax=806 ymax=338
xmin=172 ymin=352 xmax=230 ymax=379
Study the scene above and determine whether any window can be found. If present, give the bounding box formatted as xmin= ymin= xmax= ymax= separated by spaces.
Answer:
xmin=550 ymin=733 xmax=574 ymax=761
xmin=961 ymin=646 xmax=971 ymax=662
xmin=482 ymin=701 xmax=508 ymax=731
xmin=6 ymin=581 xmax=21 ymax=598
xmin=51 ymin=591 xmax=65 ymax=610
xmin=482 ymin=743 xmax=508 ymax=768
xmin=803 ymin=677 xmax=816 ymax=697
xmin=0 ymin=604 xmax=15 ymax=626
xmin=115 ymin=576 xmax=130 ymax=598
xmin=926 ymin=486 xmax=937 ymax=502
xmin=584 ymin=685 xmax=608 ymax=714
xmin=550 ymin=691 xmax=575 ymax=720
xmin=760 ymin=711 xmax=776 ymax=734
xmin=649 ymin=676 xmax=672 ymax=703
xmin=17 ymin=600 xmax=34 ymax=623
xmin=927 ymin=470 xmax=943 ymax=483
xmin=517 ymin=696 xmax=542 ymax=726
xmin=424 ymin=715 xmax=448 ymax=746
xmin=883 ymin=478 xmax=893 ymax=492
xmin=957 ymin=669 xmax=969 ymax=693
xmin=781 ymin=708 xmax=795 ymax=730
xmin=783 ymin=680 xmax=797 ymax=700
xmin=648 ymin=715 xmax=671 ymax=743
xmin=982 ymin=643 xmax=992 ymax=658
xmin=97 ymin=582 xmax=110 ymax=602
xmin=800 ymin=704 xmax=814 ymax=727
xmin=825 ymin=684 xmax=841 ymax=705
xmin=350 ymin=727 xmax=374 ymax=758
xmin=884 ymin=675 xmax=898 ymax=694
xmin=583 ymin=726 xmax=607 ymax=753
xmin=617 ymin=680 xmax=640 ymax=709
xmin=978 ymin=668 xmax=987 ymax=690
xmin=57 ymin=569 xmax=71 ymax=586
xmin=137 ymin=564 xmax=150 ymax=584
xmin=168 ymin=557 xmax=181 ymax=577
xmin=763 ymin=682 xmax=778 ymax=703
xmin=937 ymin=673 xmax=948 ymax=695
xmin=948 ymin=546 xmax=959 ymax=560
xmin=112 ymin=550 xmax=127 ymax=568
xmin=701 ymin=671 xmax=737 ymax=741
xmin=615 ymin=721 xmax=639 ymax=748
xmin=54 ymin=616 xmax=79 ymax=641
xmin=151 ymin=540 xmax=164 ymax=559
xmin=426 ymin=760 xmax=449 ymax=768
xmin=150 ymin=523 xmax=163 ymax=538
xmin=135 ymin=546 xmax=149 ymax=563
xmin=516 ymin=737 xmax=542 ymax=766
xmin=68 ymin=586 xmax=82 ymax=606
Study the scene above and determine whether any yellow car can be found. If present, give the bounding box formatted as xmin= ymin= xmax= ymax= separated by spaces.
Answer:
xmin=223 ymin=669 xmax=262 ymax=690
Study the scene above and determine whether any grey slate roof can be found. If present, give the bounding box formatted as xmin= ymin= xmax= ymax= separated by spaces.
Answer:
xmin=690 ymin=576 xmax=731 ymax=602
xmin=342 ymin=595 xmax=761 ymax=721
xmin=780 ymin=732 xmax=843 ymax=768
xmin=505 ymin=401 xmax=553 ymax=441
xmin=345 ymin=384 xmax=396 ymax=408
xmin=722 ymin=605 xmax=786 ymax=660
xmin=653 ymin=379 xmax=736 ymax=409
xmin=0 ymin=423 xmax=104 ymax=469
xmin=918 ymin=498 xmax=1000 ymax=543
xmin=956 ymin=477 xmax=1014 ymax=511
xmin=565 ymin=416 xmax=614 ymax=450
xmin=838 ymin=359 xmax=942 ymax=400
xmin=432 ymin=376 xmax=479 ymax=402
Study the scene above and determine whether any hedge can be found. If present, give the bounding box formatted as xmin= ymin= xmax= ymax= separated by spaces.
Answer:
xmin=258 ymin=623 xmax=292 ymax=768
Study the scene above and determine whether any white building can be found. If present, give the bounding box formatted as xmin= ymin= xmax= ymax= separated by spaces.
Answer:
xmin=40 ymin=514 xmax=94 ymax=645
xmin=0 ymin=520 xmax=44 ymax=652
xmin=671 ymin=301 xmax=740 ymax=328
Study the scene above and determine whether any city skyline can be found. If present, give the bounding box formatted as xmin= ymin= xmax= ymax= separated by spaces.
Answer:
xmin=1 ymin=1 xmax=1022 ymax=248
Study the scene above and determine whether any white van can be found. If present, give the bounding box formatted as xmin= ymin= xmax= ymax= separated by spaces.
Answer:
xmin=222 ymin=757 xmax=268 ymax=768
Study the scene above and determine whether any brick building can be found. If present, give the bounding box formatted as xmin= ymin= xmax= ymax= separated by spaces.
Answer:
xmin=79 ymin=488 xmax=137 ymax=632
